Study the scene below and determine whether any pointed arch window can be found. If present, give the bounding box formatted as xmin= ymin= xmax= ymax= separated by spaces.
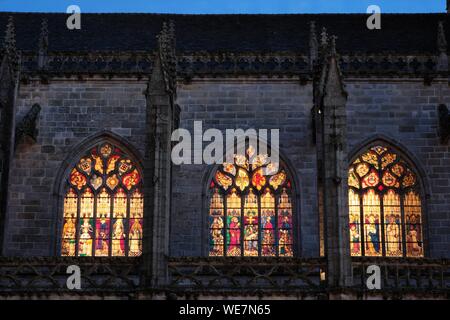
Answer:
xmin=208 ymin=147 xmax=295 ymax=257
xmin=61 ymin=142 xmax=143 ymax=257
xmin=348 ymin=145 xmax=424 ymax=258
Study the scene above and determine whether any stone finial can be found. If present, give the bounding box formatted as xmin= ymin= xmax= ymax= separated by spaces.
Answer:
xmin=157 ymin=20 xmax=177 ymax=95
xmin=0 ymin=16 xmax=20 ymax=109
xmin=330 ymin=35 xmax=338 ymax=56
xmin=438 ymin=21 xmax=447 ymax=53
xmin=309 ymin=21 xmax=318 ymax=67
xmin=2 ymin=16 xmax=19 ymax=71
xmin=320 ymin=27 xmax=328 ymax=49
xmin=323 ymin=35 xmax=347 ymax=106
xmin=437 ymin=21 xmax=448 ymax=72
xmin=38 ymin=19 xmax=49 ymax=69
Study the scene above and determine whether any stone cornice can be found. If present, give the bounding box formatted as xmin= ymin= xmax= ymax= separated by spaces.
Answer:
xmin=7 ymin=51 xmax=447 ymax=81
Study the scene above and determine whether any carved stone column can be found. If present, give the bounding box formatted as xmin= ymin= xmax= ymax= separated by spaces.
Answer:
xmin=313 ymin=31 xmax=352 ymax=292
xmin=143 ymin=21 xmax=177 ymax=287
xmin=0 ymin=17 xmax=20 ymax=255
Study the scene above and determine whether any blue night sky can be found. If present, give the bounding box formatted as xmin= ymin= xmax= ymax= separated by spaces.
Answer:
xmin=0 ymin=0 xmax=445 ymax=14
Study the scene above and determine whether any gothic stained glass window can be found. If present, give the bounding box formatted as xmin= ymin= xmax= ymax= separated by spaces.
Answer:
xmin=348 ymin=145 xmax=424 ymax=258
xmin=61 ymin=142 xmax=143 ymax=257
xmin=208 ymin=147 xmax=295 ymax=257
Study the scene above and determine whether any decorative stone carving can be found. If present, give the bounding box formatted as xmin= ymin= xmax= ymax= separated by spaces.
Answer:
xmin=157 ymin=20 xmax=177 ymax=96
xmin=0 ymin=16 xmax=20 ymax=109
xmin=0 ymin=257 xmax=141 ymax=293
xmin=309 ymin=21 xmax=318 ymax=69
xmin=168 ymin=257 xmax=326 ymax=291
xmin=15 ymin=103 xmax=41 ymax=148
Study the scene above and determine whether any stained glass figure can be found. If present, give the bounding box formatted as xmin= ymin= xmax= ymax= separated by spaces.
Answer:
xmin=129 ymin=189 xmax=143 ymax=257
xmin=95 ymin=188 xmax=111 ymax=256
xmin=277 ymin=188 xmax=293 ymax=257
xmin=348 ymin=144 xmax=424 ymax=257
xmin=209 ymin=147 xmax=294 ymax=257
xmin=244 ymin=189 xmax=259 ymax=256
xmin=62 ymin=188 xmax=77 ymax=256
xmin=404 ymin=191 xmax=423 ymax=257
xmin=61 ymin=142 xmax=143 ymax=257
xmin=383 ymin=190 xmax=402 ymax=257
xmin=226 ymin=189 xmax=241 ymax=256
xmin=349 ymin=189 xmax=361 ymax=256
xmin=209 ymin=189 xmax=224 ymax=256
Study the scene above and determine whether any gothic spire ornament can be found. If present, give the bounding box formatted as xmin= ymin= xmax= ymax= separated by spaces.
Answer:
xmin=0 ymin=16 xmax=20 ymax=109
xmin=2 ymin=16 xmax=19 ymax=73
xmin=309 ymin=21 xmax=318 ymax=68
xmin=157 ymin=20 xmax=177 ymax=96
xmin=320 ymin=27 xmax=328 ymax=50
xmin=38 ymin=19 xmax=49 ymax=70
xmin=437 ymin=21 xmax=448 ymax=72
xmin=438 ymin=21 xmax=447 ymax=53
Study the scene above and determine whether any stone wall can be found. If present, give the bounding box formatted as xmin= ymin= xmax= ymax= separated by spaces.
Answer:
xmin=2 ymin=77 xmax=450 ymax=259
xmin=346 ymin=79 xmax=450 ymax=259
xmin=3 ymin=79 xmax=147 ymax=256
xmin=171 ymin=80 xmax=318 ymax=257
xmin=169 ymin=78 xmax=450 ymax=260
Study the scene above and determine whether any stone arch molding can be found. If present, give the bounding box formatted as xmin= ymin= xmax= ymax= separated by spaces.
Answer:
xmin=201 ymin=139 xmax=302 ymax=258
xmin=349 ymin=134 xmax=430 ymax=197
xmin=51 ymin=131 xmax=144 ymax=256
xmin=348 ymin=134 xmax=430 ymax=258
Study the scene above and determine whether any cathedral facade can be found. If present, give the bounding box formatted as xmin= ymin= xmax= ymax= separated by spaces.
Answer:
xmin=0 ymin=12 xmax=449 ymax=299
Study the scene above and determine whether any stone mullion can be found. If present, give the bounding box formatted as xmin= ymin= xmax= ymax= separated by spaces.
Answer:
xmin=109 ymin=192 xmax=114 ymax=257
xmin=75 ymin=191 xmax=81 ymax=257
xmin=125 ymin=191 xmax=131 ymax=257
xmin=92 ymin=192 xmax=98 ymax=257
xmin=400 ymin=192 xmax=407 ymax=258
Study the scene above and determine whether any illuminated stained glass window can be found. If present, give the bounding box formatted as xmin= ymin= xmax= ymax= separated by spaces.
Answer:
xmin=61 ymin=142 xmax=143 ymax=257
xmin=348 ymin=145 xmax=424 ymax=258
xmin=208 ymin=147 xmax=294 ymax=257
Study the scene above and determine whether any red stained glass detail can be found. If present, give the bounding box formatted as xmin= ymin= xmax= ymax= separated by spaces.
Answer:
xmin=348 ymin=145 xmax=424 ymax=258
xmin=210 ymin=181 xmax=215 ymax=189
xmin=287 ymin=180 xmax=292 ymax=189
xmin=106 ymin=154 xmax=121 ymax=174
xmin=362 ymin=170 xmax=379 ymax=188
xmin=251 ymin=169 xmax=266 ymax=190
xmin=70 ymin=169 xmax=87 ymax=189
xmin=122 ymin=169 xmax=141 ymax=190
xmin=62 ymin=142 xmax=144 ymax=258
